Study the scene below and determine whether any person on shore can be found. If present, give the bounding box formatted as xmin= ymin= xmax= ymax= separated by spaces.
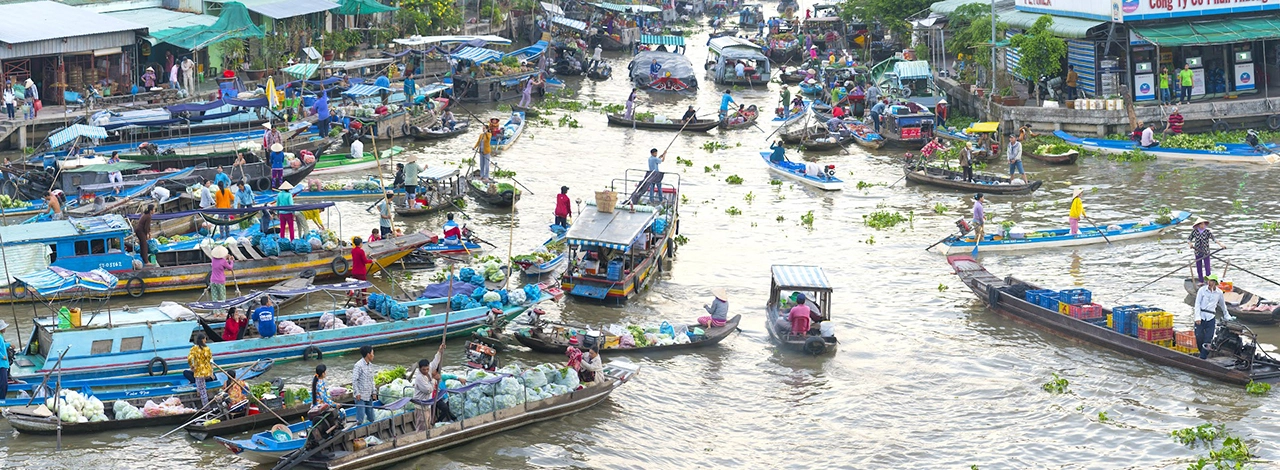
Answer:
xmin=269 ymin=143 xmax=286 ymax=189
xmin=2 ymin=87 xmax=13 ymax=120
xmin=402 ymin=156 xmax=422 ymax=209
xmin=1065 ymin=65 xmax=1078 ymax=101
xmin=719 ymin=90 xmax=736 ymax=121
xmin=959 ymin=142 xmax=974 ymax=183
xmin=1188 ymin=217 xmax=1226 ymax=282
xmin=1068 ymin=188 xmax=1085 ymax=236
xmin=350 ymin=237 xmax=370 ymax=281
xmin=379 ymin=192 xmax=394 ymax=239
xmin=234 ymin=181 xmax=253 ymax=208
xmin=788 ymin=293 xmax=812 ymax=335
xmin=222 ymin=306 xmax=248 ymax=341
xmin=699 ymin=288 xmax=729 ymax=328
xmin=181 ymin=56 xmax=195 ymax=96
xmin=555 ymin=186 xmax=572 ymax=227
xmin=1179 ymin=64 xmax=1194 ymax=104
xmin=352 ymin=345 xmax=377 ymax=425
xmin=474 ymin=127 xmax=493 ymax=181
xmin=1166 ymin=107 xmax=1184 ymax=135
xmin=276 ymin=181 xmax=295 ymax=240
xmin=209 ymin=246 xmax=233 ymax=301
xmin=0 ymin=320 xmax=11 ymax=399
xmin=1194 ymin=275 xmax=1228 ymax=359
xmin=312 ymin=364 xmax=339 ymax=409
xmin=187 ymin=333 xmax=214 ymax=405
xmin=1140 ymin=122 xmax=1159 ymax=148
xmin=252 ymin=296 xmax=277 ymax=339
xmin=1159 ymin=67 xmax=1172 ymax=105
xmin=135 ymin=205 xmax=153 ymax=266
xmin=972 ymin=193 xmax=986 ymax=243
xmin=1006 ymin=133 xmax=1024 ymax=180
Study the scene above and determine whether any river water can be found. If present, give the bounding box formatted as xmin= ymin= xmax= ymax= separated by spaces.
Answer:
xmin=3 ymin=20 xmax=1280 ymax=470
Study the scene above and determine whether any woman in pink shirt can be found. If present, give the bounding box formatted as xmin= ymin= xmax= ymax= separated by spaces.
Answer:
xmin=788 ymin=293 xmax=812 ymax=335
xmin=209 ymin=246 xmax=234 ymax=301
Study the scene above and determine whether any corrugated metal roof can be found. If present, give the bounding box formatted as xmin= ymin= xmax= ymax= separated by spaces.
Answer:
xmin=771 ymin=265 xmax=832 ymax=290
xmin=247 ymin=0 xmax=339 ymax=19
xmin=0 ymin=1 xmax=146 ymax=44
xmin=999 ymin=10 xmax=1104 ymax=39
xmin=893 ymin=60 xmax=933 ymax=80
xmin=640 ymin=35 xmax=685 ymax=46
xmin=104 ymin=7 xmax=218 ymax=37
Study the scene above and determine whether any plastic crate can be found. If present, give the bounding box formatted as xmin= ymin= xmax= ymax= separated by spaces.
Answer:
xmin=1085 ymin=318 xmax=1107 ymax=328
xmin=1138 ymin=311 xmax=1174 ymax=330
xmin=1138 ymin=327 xmax=1174 ymax=342
xmin=1057 ymin=288 xmax=1092 ymax=305
xmin=1106 ymin=313 xmax=1113 ymax=329
xmin=1174 ymin=344 xmax=1200 ymax=355
xmin=1060 ymin=302 xmax=1104 ymax=320
xmin=1038 ymin=293 xmax=1061 ymax=311
xmin=1150 ymin=339 xmax=1174 ymax=348
xmin=1024 ymin=289 xmax=1057 ymax=306
xmin=1175 ymin=330 xmax=1197 ymax=348
xmin=1111 ymin=305 xmax=1156 ymax=336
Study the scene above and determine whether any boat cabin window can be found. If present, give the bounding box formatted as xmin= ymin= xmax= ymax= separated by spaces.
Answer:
xmin=74 ymin=240 xmax=90 ymax=256
xmin=90 ymin=239 xmax=107 ymax=255
xmin=48 ymin=244 xmax=57 ymax=263
xmin=109 ymin=238 xmax=121 ymax=252
xmin=90 ymin=339 xmax=113 ymax=354
xmin=120 ymin=336 xmax=143 ymax=352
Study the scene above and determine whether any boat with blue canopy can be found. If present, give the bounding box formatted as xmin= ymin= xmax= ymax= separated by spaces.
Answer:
xmin=937 ymin=211 xmax=1192 ymax=254
xmin=1054 ymin=131 xmax=1280 ymax=164
xmin=707 ymin=36 xmax=771 ymax=86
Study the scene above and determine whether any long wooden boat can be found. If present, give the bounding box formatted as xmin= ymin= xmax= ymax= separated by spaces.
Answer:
xmin=1054 ymin=130 xmax=1280 ymax=164
xmin=939 ymin=211 xmax=1192 ymax=254
xmin=187 ymin=271 xmax=317 ymax=313
xmin=606 ymin=113 xmax=720 ymax=132
xmin=1182 ymin=278 xmax=1280 ymax=325
xmin=310 ymin=147 xmax=401 ymax=176
xmin=467 ymin=179 xmax=520 ymax=208
xmin=215 ymin=405 xmax=365 ymax=463
xmin=1025 ymin=149 xmax=1080 ymax=165
xmin=948 ymin=255 xmax=1280 ymax=385
xmin=492 ymin=111 xmax=526 ymax=154
xmin=510 ymin=104 xmax=540 ymax=118
xmin=2 ymin=360 xmax=272 ymax=435
xmin=800 ymin=133 xmax=854 ymax=151
xmin=0 ymin=360 xmax=267 ymax=408
xmin=394 ymin=167 xmax=466 ymax=217
xmin=765 ymin=265 xmax=838 ymax=355
xmin=758 ymin=151 xmax=843 ymax=191
xmin=853 ymin=131 xmax=886 ymax=149
xmin=515 ymin=315 xmax=741 ymax=354
xmin=271 ymin=362 xmax=639 ymax=470
xmin=902 ymin=164 xmax=1042 ymax=195
xmin=189 ymin=393 xmax=355 ymax=441
xmin=408 ymin=120 xmax=470 ymax=141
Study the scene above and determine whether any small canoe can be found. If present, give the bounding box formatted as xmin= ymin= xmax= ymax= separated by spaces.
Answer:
xmin=468 ymin=179 xmax=521 ymax=208
xmin=799 ymin=82 xmax=823 ymax=96
xmin=0 ymin=370 xmax=229 ymax=408
xmin=514 ymin=231 xmax=567 ymax=275
xmin=189 ymin=393 xmax=354 ymax=441
xmin=1182 ymin=278 xmax=1280 ymax=325
xmin=215 ymin=403 xmax=369 ymax=463
xmin=189 ymin=271 xmax=316 ymax=313
xmin=511 ymin=105 xmax=540 ymax=118
xmin=1025 ymin=149 xmax=1080 ymax=165
xmin=903 ymin=164 xmax=1042 ymax=195
xmin=939 ymin=211 xmax=1192 ymax=254
xmin=606 ymin=114 xmax=721 ymax=132
xmin=720 ymin=110 xmax=760 ymax=130
xmin=515 ymin=315 xmax=742 ymax=354
xmin=853 ymin=131 xmax=886 ymax=149
xmin=759 ymin=151 xmax=843 ymax=191
xmin=409 ymin=121 xmax=470 ymax=141
xmin=394 ymin=198 xmax=459 ymax=217
xmin=1054 ymin=130 xmax=1280 ymax=164
xmin=417 ymin=239 xmax=485 ymax=255
xmin=310 ymin=147 xmax=401 ymax=176
xmin=492 ymin=111 xmax=526 ymax=154
xmin=800 ymin=133 xmax=854 ymax=152
xmin=778 ymin=71 xmax=805 ymax=84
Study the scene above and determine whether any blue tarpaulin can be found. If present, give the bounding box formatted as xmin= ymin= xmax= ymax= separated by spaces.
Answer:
xmin=451 ymin=46 xmax=502 ymax=64
xmin=342 ymin=84 xmax=391 ymax=97
xmin=16 ymin=267 xmax=119 ymax=296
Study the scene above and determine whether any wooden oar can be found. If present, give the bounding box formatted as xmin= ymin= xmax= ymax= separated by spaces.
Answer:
xmin=1083 ymin=215 xmax=1111 ymax=245
xmin=1208 ymin=254 xmax=1280 ymax=289
xmin=209 ymin=360 xmax=290 ymax=427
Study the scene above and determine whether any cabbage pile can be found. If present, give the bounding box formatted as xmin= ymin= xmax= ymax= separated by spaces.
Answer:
xmin=378 ymin=377 xmax=413 ymax=403
xmin=440 ymin=363 xmax=580 ymax=421
xmin=113 ymin=400 xmax=143 ymax=420
xmin=45 ymin=390 xmax=108 ymax=423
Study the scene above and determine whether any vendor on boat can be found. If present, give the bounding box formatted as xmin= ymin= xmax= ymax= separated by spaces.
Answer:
xmin=261 ymin=122 xmax=284 ymax=151
xmin=187 ymin=333 xmax=214 ymax=406
xmin=787 ymin=293 xmax=812 ymax=335
xmin=443 ymin=213 xmax=462 ymax=242
xmin=719 ymin=90 xmax=736 ymax=121
xmin=0 ymin=320 xmax=10 ymax=399
xmin=353 ymin=345 xmax=377 ymax=425
xmin=414 ymin=344 xmax=465 ymax=423
xmin=276 ymin=181 xmax=296 ymax=240
xmin=681 ymin=105 xmax=698 ymax=123
xmin=223 ymin=306 xmax=248 ymax=341
xmin=350 ymin=237 xmax=370 ymax=282
xmin=959 ymin=142 xmax=975 ymax=183
xmin=700 ymin=288 xmax=729 ymax=328
xmin=379 ymin=192 xmax=394 ymax=239
xmin=474 ymin=126 xmax=493 ymax=181
xmin=1194 ymin=274 xmax=1229 ymax=359
xmin=269 ymin=143 xmax=286 ymax=189
xmin=769 ymin=141 xmax=787 ymax=163
xmin=554 ymin=186 xmax=572 ymax=227
xmin=1140 ymin=123 xmax=1159 ymax=148
xmin=209 ymin=246 xmax=234 ymax=301
xmin=1068 ymin=188 xmax=1085 ymax=236
xmin=403 ymin=156 xmax=423 ymax=209
xmin=649 ymin=58 xmax=662 ymax=81
xmin=312 ymin=364 xmax=340 ymax=409
xmin=1006 ymin=133 xmax=1025 ymax=181
xmin=234 ymin=181 xmax=253 ymax=208
xmin=919 ymin=137 xmax=944 ymax=160
xmin=251 ymin=296 xmax=277 ymax=339
xmin=1188 ymin=217 xmax=1227 ymax=283
xmin=971 ymin=193 xmax=986 ymax=243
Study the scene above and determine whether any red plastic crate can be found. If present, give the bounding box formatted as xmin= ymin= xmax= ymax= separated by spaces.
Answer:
xmin=1066 ymin=303 xmax=1104 ymax=320
xmin=1138 ymin=327 xmax=1174 ymax=342
xmin=1175 ymin=330 xmax=1197 ymax=348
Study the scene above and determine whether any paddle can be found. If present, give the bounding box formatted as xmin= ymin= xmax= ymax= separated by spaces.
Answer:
xmin=1208 ymin=254 xmax=1280 ymax=289
xmin=1112 ymin=248 xmax=1225 ymax=304
xmin=887 ymin=156 xmax=913 ymax=188
xmin=209 ymin=359 xmax=291 ymax=427
xmin=1083 ymin=214 xmax=1111 ymax=245
xmin=489 ymin=161 xmax=534 ymax=195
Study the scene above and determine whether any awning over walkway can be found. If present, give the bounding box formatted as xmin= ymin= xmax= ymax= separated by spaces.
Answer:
xmin=998 ymin=10 xmax=1104 ymax=39
xmin=1130 ymin=17 xmax=1280 ymax=47
xmin=541 ymin=1 xmax=564 ymax=15
xmin=247 ymin=0 xmax=340 ymax=19
xmin=393 ymin=35 xmax=511 ymax=46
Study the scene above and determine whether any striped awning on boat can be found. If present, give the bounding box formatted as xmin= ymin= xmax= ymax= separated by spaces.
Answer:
xmin=451 ymin=46 xmax=502 ymax=64
xmin=550 ymin=16 xmax=586 ymax=31
xmin=48 ymin=124 xmax=109 ymax=149
xmin=640 ymin=34 xmax=684 ymax=47
xmin=187 ymin=279 xmax=372 ymax=310
xmin=771 ymin=265 xmax=831 ymax=290
xmin=16 ymin=267 xmax=119 ymax=296
xmin=342 ymin=84 xmax=391 ymax=97
xmin=505 ymin=40 xmax=549 ymax=61
xmin=418 ymin=167 xmax=459 ymax=180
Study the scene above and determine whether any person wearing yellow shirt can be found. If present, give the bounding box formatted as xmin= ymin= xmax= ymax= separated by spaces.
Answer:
xmin=473 ymin=127 xmax=493 ymax=181
xmin=1068 ymin=188 xmax=1085 ymax=236
xmin=187 ymin=333 xmax=214 ymax=406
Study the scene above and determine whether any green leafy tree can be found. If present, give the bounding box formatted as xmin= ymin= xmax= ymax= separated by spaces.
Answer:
xmin=839 ymin=0 xmax=933 ymax=38
xmin=1010 ymin=15 xmax=1066 ymax=104
xmin=945 ymin=4 xmax=1007 ymax=85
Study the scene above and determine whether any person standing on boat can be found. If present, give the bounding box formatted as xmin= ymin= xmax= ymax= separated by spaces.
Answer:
xmin=251 ymin=296 xmax=277 ymax=339
xmin=312 ymin=364 xmax=340 ymax=409
xmin=864 ymin=83 xmax=880 ymax=117
xmin=214 ymin=182 xmax=235 ymax=238
xmin=402 ymin=156 xmax=423 ymax=209
xmin=780 ymin=87 xmax=791 ymax=114
xmin=519 ymin=75 xmax=536 ymax=108
xmin=959 ymin=142 xmax=975 ymax=183
xmin=44 ymin=190 xmax=62 ymax=220
xmin=555 ymin=186 xmax=572 ymax=227
xmin=869 ymin=98 xmax=887 ymax=133
xmin=187 ymin=333 xmax=214 ymax=406
xmin=474 ymin=127 xmax=493 ymax=181
xmin=106 ymin=151 xmax=123 ymax=193
xmin=1006 ymin=133 xmax=1025 ymax=181
xmin=352 ymin=345 xmax=377 ymax=425
xmin=262 ymin=123 xmax=284 ymax=151
xmin=971 ymin=193 xmax=986 ymax=243
xmin=312 ymin=92 xmax=331 ymax=138
xmin=1188 ymin=217 xmax=1226 ymax=282
xmin=350 ymin=237 xmax=370 ymax=281
xmin=1194 ymin=275 xmax=1229 ymax=359
xmin=0 ymin=320 xmax=10 ymax=399
xmin=379 ymin=192 xmax=394 ymax=239
xmin=649 ymin=59 xmax=662 ymax=82
xmin=625 ymin=88 xmax=638 ymax=119
xmin=209 ymin=245 xmax=234 ymax=301
xmin=1068 ymin=188 xmax=1086 ymax=236
xmin=135 ymin=205 xmax=154 ymax=267
xmin=198 ymin=179 xmax=216 ymax=210
xmin=934 ymin=99 xmax=949 ymax=129
xmin=276 ymin=181 xmax=296 ymax=240
xmin=699 ymin=288 xmax=730 ymax=328
xmin=222 ymin=307 xmax=248 ymax=341
xmin=234 ymin=181 xmax=253 ymax=209
xmin=269 ymin=143 xmax=286 ymax=189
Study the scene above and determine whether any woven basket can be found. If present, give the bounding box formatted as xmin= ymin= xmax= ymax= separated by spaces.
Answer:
xmin=595 ymin=191 xmax=617 ymax=213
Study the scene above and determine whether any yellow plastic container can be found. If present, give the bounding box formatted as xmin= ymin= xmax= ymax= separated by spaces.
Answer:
xmin=1058 ymin=301 xmax=1071 ymax=315
xmin=1106 ymin=313 xmax=1113 ymax=329
xmin=70 ymin=307 xmax=82 ymax=327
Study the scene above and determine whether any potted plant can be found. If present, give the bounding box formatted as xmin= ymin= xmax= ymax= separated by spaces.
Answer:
xmin=245 ymin=57 xmax=267 ymax=80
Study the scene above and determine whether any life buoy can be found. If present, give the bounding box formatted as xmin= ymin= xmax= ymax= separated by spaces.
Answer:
xmin=126 ymin=276 xmax=146 ymax=297
xmin=1268 ymin=115 xmax=1280 ymax=130
xmin=303 ymin=345 xmax=323 ymax=360
xmin=148 ymin=357 xmax=168 ymax=376
xmin=491 ymin=90 xmax=502 ymax=102
xmin=1213 ymin=121 xmax=1229 ymax=133
xmin=803 ymin=336 xmax=826 ymax=355
xmin=331 ymin=257 xmax=350 ymax=276
xmin=253 ymin=177 xmax=271 ymax=191
xmin=9 ymin=280 xmax=25 ymax=300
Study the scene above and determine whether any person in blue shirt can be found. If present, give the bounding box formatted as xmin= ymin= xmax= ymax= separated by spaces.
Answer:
xmin=251 ymin=296 xmax=277 ymax=338
xmin=404 ymin=77 xmax=416 ymax=104
xmin=311 ymin=92 xmax=331 ymax=138
xmin=869 ymin=98 xmax=888 ymax=133
xmin=214 ymin=166 xmax=232 ymax=188
xmin=648 ymin=59 xmax=662 ymax=82
xmin=769 ymin=141 xmax=787 ymax=163
xmin=719 ymin=90 xmax=736 ymax=121
xmin=234 ymin=181 xmax=254 ymax=208
xmin=268 ymin=143 xmax=285 ymax=189
xmin=0 ymin=320 xmax=10 ymax=398
xmin=442 ymin=213 xmax=461 ymax=243
xmin=631 ymin=148 xmax=666 ymax=204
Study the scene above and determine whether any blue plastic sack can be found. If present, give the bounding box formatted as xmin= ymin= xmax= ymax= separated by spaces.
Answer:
xmin=259 ymin=237 xmax=280 ymax=257
xmin=497 ymin=289 xmax=509 ymax=305
xmin=653 ymin=218 xmax=668 ymax=234
xmin=523 ymin=284 xmax=541 ymax=302
xmin=472 ymin=288 xmax=489 ymax=300
xmin=368 ymin=293 xmax=385 ymax=311
xmin=485 ymin=301 xmax=502 ymax=310
xmin=147 ymin=239 xmax=160 ymax=254
xmin=660 ymin=321 xmax=674 ymax=338
xmin=459 ymin=268 xmax=476 ymax=280
xmin=468 ymin=273 xmax=486 ymax=286
xmin=450 ymin=294 xmax=470 ymax=310
xmin=277 ymin=235 xmax=294 ymax=252
xmin=292 ymin=238 xmax=312 ymax=253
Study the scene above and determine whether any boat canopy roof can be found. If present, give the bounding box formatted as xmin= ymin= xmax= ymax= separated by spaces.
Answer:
xmin=550 ymin=16 xmax=587 ymax=31
xmin=16 ymin=267 xmax=118 ymax=296
xmin=322 ymin=58 xmax=394 ymax=70
xmin=966 ymin=122 xmax=1000 ymax=133
xmin=640 ymin=34 xmax=685 ymax=47
xmin=451 ymin=46 xmax=503 ymax=64
xmin=708 ymin=37 xmax=767 ymax=60
xmin=419 ymin=167 xmax=460 ymax=180
xmin=342 ymin=84 xmax=392 ymax=97
xmin=629 ymin=51 xmax=696 ymax=82
xmin=0 ymin=214 xmax=131 ymax=245
xmin=565 ymin=204 xmax=658 ymax=253
xmin=187 ymin=279 xmax=373 ymax=310
xmin=595 ymin=2 xmax=661 ymax=13
xmin=48 ymin=124 xmax=108 ymax=149
xmin=393 ymin=35 xmax=511 ymax=47
xmin=771 ymin=265 xmax=832 ymax=291
xmin=65 ymin=162 xmax=150 ymax=173
xmin=893 ymin=60 xmax=933 ymax=80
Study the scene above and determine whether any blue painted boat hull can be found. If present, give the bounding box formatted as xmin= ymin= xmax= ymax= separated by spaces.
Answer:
xmin=940 ymin=211 xmax=1192 ymax=254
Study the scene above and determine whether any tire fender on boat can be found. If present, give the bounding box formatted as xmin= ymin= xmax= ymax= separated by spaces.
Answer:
xmin=803 ymin=336 xmax=826 ymax=355
xmin=148 ymin=357 xmax=168 ymax=376
xmin=401 ymin=123 xmax=411 ymax=136
xmin=331 ymin=257 xmax=350 ymax=276
xmin=410 ymin=125 xmax=422 ymax=136
xmin=491 ymin=90 xmax=502 ymax=102
xmin=8 ymin=280 xmax=25 ymax=300
xmin=1213 ymin=121 xmax=1230 ymax=133
xmin=986 ymin=283 xmax=1000 ymax=306
xmin=126 ymin=276 xmax=146 ymax=298
xmin=303 ymin=345 xmax=323 ymax=360
xmin=1269 ymin=115 xmax=1280 ymax=131
xmin=253 ymin=177 xmax=271 ymax=192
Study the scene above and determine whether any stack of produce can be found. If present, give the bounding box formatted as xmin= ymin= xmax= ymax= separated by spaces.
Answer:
xmin=320 ymin=311 xmax=347 ymax=329
xmin=0 ymin=194 xmax=32 ymax=209
xmin=113 ymin=400 xmax=144 ymax=420
xmin=277 ymin=320 xmax=305 ymax=335
xmin=345 ymin=307 xmax=377 ymax=326
xmin=140 ymin=397 xmax=196 ymax=417
xmin=367 ymin=293 xmax=409 ymax=320
xmin=41 ymin=390 xmax=108 ymax=422
xmin=440 ymin=363 xmax=581 ymax=421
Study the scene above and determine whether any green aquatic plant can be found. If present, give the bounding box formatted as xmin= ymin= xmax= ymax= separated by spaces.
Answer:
xmin=863 ymin=210 xmax=908 ymax=230
xmin=800 ymin=210 xmax=814 ymax=229
xmin=743 ymin=191 xmax=755 ymax=203
xmin=1246 ymin=380 xmax=1271 ymax=396
xmin=701 ymin=141 xmax=731 ymax=153
xmin=933 ymin=202 xmax=946 ymax=215
xmin=725 ymin=206 xmax=742 ymax=216
xmin=725 ymin=175 xmax=744 ymax=185
xmin=676 ymin=156 xmax=693 ymax=167
xmin=1041 ymin=373 xmax=1069 ymax=394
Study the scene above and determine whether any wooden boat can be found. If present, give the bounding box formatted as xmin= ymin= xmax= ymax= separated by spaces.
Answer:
xmin=270 ymin=362 xmax=639 ymax=470
xmin=778 ymin=68 xmax=805 ymax=84
xmin=467 ymin=178 xmax=521 ymax=208
xmin=513 ymin=230 xmax=567 ymax=275
xmin=939 ymin=211 xmax=1192 ymax=254
xmin=1054 ymin=130 xmax=1280 ymax=164
xmin=1182 ymin=278 xmax=1280 ymax=325
xmin=765 ymin=265 xmax=838 ymax=355
xmin=606 ymin=113 xmax=721 ymax=132
xmin=189 ymin=393 xmax=354 ymax=441
xmin=1025 ymin=149 xmax=1080 ymax=165
xmin=759 ymin=152 xmax=843 ymax=191
xmin=562 ymin=169 xmax=680 ymax=304
xmin=491 ymin=111 xmax=526 ymax=154
xmin=902 ymin=163 xmax=1042 ymax=195
xmin=880 ymin=111 xmax=935 ymax=148
xmin=720 ymin=108 xmax=760 ymax=130
xmin=800 ymin=133 xmax=854 ymax=151
xmin=592 ymin=32 xmax=628 ymax=51
xmin=510 ymin=104 xmax=540 ymax=118
xmin=215 ymin=405 xmax=365 ymax=463
xmin=408 ymin=120 xmax=470 ymax=141
xmin=394 ymin=167 xmax=465 ymax=217
xmin=187 ymin=270 xmax=318 ymax=314
xmin=853 ymin=129 xmax=886 ymax=149
xmin=798 ymin=81 xmax=823 ymax=96
xmin=935 ymin=127 xmax=978 ymax=144
xmin=310 ymin=147 xmax=401 ymax=176
xmin=0 ymin=360 xmax=268 ymax=408
xmin=948 ymin=255 xmax=1280 ymax=385
xmin=515 ymin=315 xmax=741 ymax=354
xmin=2 ymin=360 xmax=272 ymax=435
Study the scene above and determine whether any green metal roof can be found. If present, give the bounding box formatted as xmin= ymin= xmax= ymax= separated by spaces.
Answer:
xmin=639 ymin=35 xmax=685 ymax=46
xmin=998 ymin=10 xmax=1104 ymax=39
xmin=930 ymin=0 xmax=983 ymax=15
xmin=1130 ymin=17 xmax=1280 ymax=47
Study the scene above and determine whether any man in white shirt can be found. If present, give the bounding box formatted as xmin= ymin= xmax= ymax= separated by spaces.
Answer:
xmin=1140 ymin=123 xmax=1159 ymax=148
xmin=350 ymin=137 xmax=364 ymax=162
xmin=151 ymin=185 xmax=171 ymax=203
xmin=734 ymin=61 xmax=746 ymax=78
xmin=1194 ymin=274 xmax=1228 ymax=359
